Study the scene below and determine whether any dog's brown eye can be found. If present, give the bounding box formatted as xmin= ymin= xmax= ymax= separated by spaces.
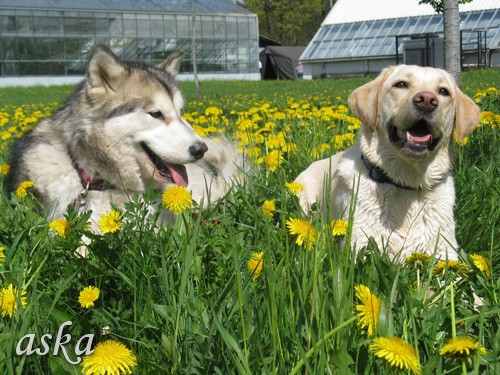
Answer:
xmin=394 ymin=81 xmax=408 ymax=89
xmin=149 ymin=111 xmax=164 ymax=120
xmin=438 ymin=88 xmax=450 ymax=96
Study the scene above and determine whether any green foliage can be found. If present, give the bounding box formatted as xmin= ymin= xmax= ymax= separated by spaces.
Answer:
xmin=418 ymin=0 xmax=474 ymax=14
xmin=0 ymin=70 xmax=499 ymax=374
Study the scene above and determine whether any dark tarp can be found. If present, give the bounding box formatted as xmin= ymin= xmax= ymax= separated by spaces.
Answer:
xmin=260 ymin=46 xmax=306 ymax=80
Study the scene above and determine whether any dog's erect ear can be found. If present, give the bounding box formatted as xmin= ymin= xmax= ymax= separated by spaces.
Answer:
xmin=348 ymin=66 xmax=396 ymax=130
xmin=87 ymin=45 xmax=126 ymax=91
xmin=157 ymin=51 xmax=184 ymax=79
xmin=454 ymin=90 xmax=481 ymax=143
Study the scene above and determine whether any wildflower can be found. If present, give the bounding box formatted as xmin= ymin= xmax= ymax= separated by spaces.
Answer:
xmin=81 ymin=339 xmax=137 ymax=375
xmin=355 ymin=284 xmax=381 ymax=337
xmin=162 ymin=186 xmax=192 ymax=214
xmin=0 ymin=284 xmax=27 ymax=318
xmin=264 ymin=150 xmax=283 ymax=172
xmin=439 ymin=336 xmax=487 ymax=358
xmin=78 ymin=286 xmax=100 ymax=309
xmin=205 ymin=106 xmax=222 ymax=116
xmin=0 ymin=164 xmax=10 ymax=176
xmin=15 ymin=180 xmax=35 ymax=199
xmin=453 ymin=130 xmax=469 ymax=146
xmin=98 ymin=210 xmax=123 ymax=234
xmin=0 ymin=246 xmax=5 ymax=265
xmin=261 ymin=200 xmax=276 ymax=218
xmin=286 ymin=218 xmax=316 ymax=249
xmin=285 ymin=181 xmax=303 ymax=195
xmin=370 ymin=337 xmax=421 ymax=375
xmin=469 ymin=254 xmax=491 ymax=278
xmin=247 ymin=251 xmax=264 ymax=279
xmin=49 ymin=218 xmax=71 ymax=238
xmin=331 ymin=219 xmax=348 ymax=236
xmin=405 ymin=252 xmax=431 ymax=269
xmin=432 ymin=260 xmax=469 ymax=277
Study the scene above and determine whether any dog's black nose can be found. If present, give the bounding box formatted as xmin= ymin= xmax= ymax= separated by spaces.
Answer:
xmin=413 ymin=91 xmax=438 ymax=112
xmin=189 ymin=141 xmax=208 ymax=160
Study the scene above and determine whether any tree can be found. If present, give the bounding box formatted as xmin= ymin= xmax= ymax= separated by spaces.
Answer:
xmin=418 ymin=0 xmax=473 ymax=86
xmin=240 ymin=0 xmax=335 ymax=46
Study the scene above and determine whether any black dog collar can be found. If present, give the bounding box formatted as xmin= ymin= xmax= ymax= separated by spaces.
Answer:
xmin=361 ymin=154 xmax=417 ymax=191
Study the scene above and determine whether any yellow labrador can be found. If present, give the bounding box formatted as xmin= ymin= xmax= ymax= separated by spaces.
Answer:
xmin=295 ymin=65 xmax=481 ymax=261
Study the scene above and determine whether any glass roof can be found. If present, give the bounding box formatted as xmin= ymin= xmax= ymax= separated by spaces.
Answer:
xmin=0 ymin=0 xmax=252 ymax=15
xmin=301 ymin=9 xmax=500 ymax=61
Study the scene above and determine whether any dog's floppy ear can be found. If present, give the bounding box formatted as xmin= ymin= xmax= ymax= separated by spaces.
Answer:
xmin=157 ymin=51 xmax=184 ymax=79
xmin=454 ymin=90 xmax=482 ymax=143
xmin=348 ymin=66 xmax=396 ymax=130
xmin=87 ymin=45 xmax=126 ymax=91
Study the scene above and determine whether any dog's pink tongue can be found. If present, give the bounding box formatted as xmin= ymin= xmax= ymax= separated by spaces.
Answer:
xmin=166 ymin=163 xmax=188 ymax=187
xmin=409 ymin=133 xmax=432 ymax=144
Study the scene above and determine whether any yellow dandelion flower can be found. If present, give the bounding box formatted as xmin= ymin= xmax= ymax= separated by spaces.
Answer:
xmin=469 ymin=254 xmax=491 ymax=278
xmin=0 ymin=164 xmax=10 ymax=176
xmin=15 ymin=180 xmax=35 ymax=199
xmin=355 ymin=284 xmax=381 ymax=338
xmin=453 ymin=130 xmax=469 ymax=146
xmin=264 ymin=150 xmax=284 ymax=172
xmin=98 ymin=210 xmax=123 ymax=234
xmin=161 ymin=186 xmax=192 ymax=214
xmin=370 ymin=337 xmax=421 ymax=375
xmin=261 ymin=200 xmax=276 ymax=218
xmin=286 ymin=218 xmax=316 ymax=249
xmin=440 ymin=336 xmax=487 ymax=358
xmin=0 ymin=246 xmax=5 ymax=264
xmin=0 ymin=284 xmax=27 ymax=318
xmin=432 ymin=260 xmax=469 ymax=276
xmin=285 ymin=181 xmax=303 ymax=195
xmin=331 ymin=219 xmax=348 ymax=236
xmin=78 ymin=286 xmax=100 ymax=308
xmin=81 ymin=339 xmax=138 ymax=375
xmin=205 ymin=106 xmax=223 ymax=116
xmin=49 ymin=218 xmax=71 ymax=238
xmin=404 ymin=252 xmax=431 ymax=269
xmin=247 ymin=251 xmax=264 ymax=279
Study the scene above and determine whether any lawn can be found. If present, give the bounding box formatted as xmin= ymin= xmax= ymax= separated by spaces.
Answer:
xmin=0 ymin=70 xmax=498 ymax=375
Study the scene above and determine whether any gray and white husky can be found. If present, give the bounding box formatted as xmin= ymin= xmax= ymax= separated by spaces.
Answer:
xmin=6 ymin=45 xmax=244 ymax=231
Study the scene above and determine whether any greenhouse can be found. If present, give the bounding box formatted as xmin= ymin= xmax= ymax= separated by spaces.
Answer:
xmin=0 ymin=0 xmax=259 ymax=84
xmin=300 ymin=0 xmax=500 ymax=78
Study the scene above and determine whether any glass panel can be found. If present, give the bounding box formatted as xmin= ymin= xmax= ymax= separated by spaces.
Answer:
xmin=122 ymin=38 xmax=138 ymax=60
xmin=94 ymin=13 xmax=109 ymax=35
xmin=64 ymin=13 xmax=80 ymax=36
xmin=17 ymin=12 xmax=34 ymax=36
xmin=226 ymin=16 xmax=238 ymax=37
xmin=164 ymin=15 xmax=176 ymax=36
xmin=1 ymin=37 xmax=17 ymax=60
xmin=476 ymin=10 xmax=496 ymax=29
xmin=214 ymin=16 xmax=226 ymax=37
xmin=237 ymin=17 xmax=249 ymax=37
xmin=47 ymin=11 xmax=64 ymax=36
xmin=150 ymin=14 xmax=163 ymax=37
xmin=33 ymin=11 xmax=49 ymax=35
xmin=18 ymin=37 xmax=35 ymax=60
xmin=201 ymin=16 xmax=215 ymax=37
xmin=0 ymin=10 xmax=16 ymax=35
xmin=123 ymin=14 xmax=137 ymax=36
xmin=108 ymin=13 xmax=123 ymax=36
xmin=50 ymin=38 xmax=65 ymax=60
xmin=79 ymin=12 xmax=95 ymax=36
xmin=249 ymin=17 xmax=257 ymax=37
xmin=176 ymin=15 xmax=190 ymax=37
xmin=19 ymin=62 xmax=36 ymax=75
xmin=137 ymin=14 xmax=150 ymax=37
xmin=2 ymin=62 xmax=19 ymax=76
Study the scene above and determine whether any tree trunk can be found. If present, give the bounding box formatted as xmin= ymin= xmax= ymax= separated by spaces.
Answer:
xmin=443 ymin=0 xmax=461 ymax=86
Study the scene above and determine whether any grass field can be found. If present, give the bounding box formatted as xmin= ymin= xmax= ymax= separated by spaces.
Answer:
xmin=0 ymin=70 xmax=498 ymax=375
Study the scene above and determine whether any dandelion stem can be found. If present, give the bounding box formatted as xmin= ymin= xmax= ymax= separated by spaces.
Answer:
xmin=289 ymin=315 xmax=357 ymax=375
xmin=24 ymin=253 xmax=49 ymax=289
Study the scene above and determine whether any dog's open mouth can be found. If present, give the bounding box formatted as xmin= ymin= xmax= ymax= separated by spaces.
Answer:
xmin=389 ymin=120 xmax=440 ymax=156
xmin=141 ymin=143 xmax=188 ymax=186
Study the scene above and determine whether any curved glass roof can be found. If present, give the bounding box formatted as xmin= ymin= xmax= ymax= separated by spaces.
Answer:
xmin=302 ymin=8 xmax=500 ymax=61
xmin=0 ymin=0 xmax=252 ymax=15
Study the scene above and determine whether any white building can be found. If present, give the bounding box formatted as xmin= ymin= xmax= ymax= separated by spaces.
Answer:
xmin=300 ymin=0 xmax=500 ymax=78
